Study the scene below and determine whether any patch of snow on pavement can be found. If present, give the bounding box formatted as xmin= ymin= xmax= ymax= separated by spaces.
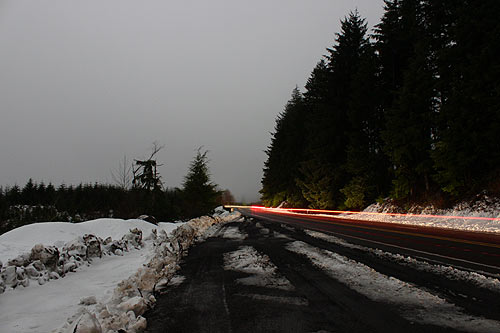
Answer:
xmin=305 ymin=230 xmax=500 ymax=292
xmin=287 ymin=241 xmax=500 ymax=333
xmin=167 ymin=275 xmax=186 ymax=287
xmin=224 ymin=246 xmax=293 ymax=290
xmin=222 ymin=226 xmax=247 ymax=240
xmin=234 ymin=293 xmax=308 ymax=306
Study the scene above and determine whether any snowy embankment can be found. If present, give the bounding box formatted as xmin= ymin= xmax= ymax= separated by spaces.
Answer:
xmin=334 ymin=196 xmax=500 ymax=233
xmin=0 ymin=208 xmax=242 ymax=333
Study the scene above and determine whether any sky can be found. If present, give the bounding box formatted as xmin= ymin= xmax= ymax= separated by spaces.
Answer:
xmin=0 ymin=0 xmax=384 ymax=203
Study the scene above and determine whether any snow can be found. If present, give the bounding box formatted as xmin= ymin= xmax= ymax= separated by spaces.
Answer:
xmin=0 ymin=218 xmax=182 ymax=263
xmin=222 ymin=226 xmax=247 ymax=240
xmin=287 ymin=240 xmax=500 ymax=332
xmin=0 ymin=246 xmax=149 ymax=333
xmin=0 ymin=208 xmax=242 ymax=333
xmin=267 ymin=196 xmax=500 ymax=233
xmin=223 ymin=246 xmax=293 ymax=290
xmin=305 ymin=230 xmax=500 ymax=292
xmin=339 ymin=199 xmax=500 ymax=233
xmin=234 ymin=293 xmax=308 ymax=306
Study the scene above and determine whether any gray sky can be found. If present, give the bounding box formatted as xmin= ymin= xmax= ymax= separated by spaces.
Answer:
xmin=0 ymin=0 xmax=384 ymax=203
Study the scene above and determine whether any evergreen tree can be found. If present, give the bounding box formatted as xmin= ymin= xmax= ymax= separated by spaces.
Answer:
xmin=37 ymin=182 xmax=47 ymax=205
xmin=45 ymin=183 xmax=56 ymax=205
xmin=182 ymin=149 xmax=219 ymax=218
xmin=374 ymin=0 xmax=421 ymax=94
xmin=341 ymin=37 xmax=390 ymax=208
xmin=431 ymin=0 xmax=500 ymax=195
xmin=299 ymin=11 xmax=372 ymax=208
xmin=382 ymin=41 xmax=436 ymax=198
xmin=21 ymin=178 xmax=37 ymax=205
xmin=375 ymin=0 xmax=436 ymax=199
xmin=261 ymin=87 xmax=307 ymax=207
xmin=6 ymin=185 xmax=21 ymax=206
xmin=0 ymin=187 xmax=5 ymax=220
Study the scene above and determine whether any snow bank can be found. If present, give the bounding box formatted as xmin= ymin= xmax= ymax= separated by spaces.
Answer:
xmin=0 ymin=208 xmax=242 ymax=333
xmin=0 ymin=218 xmax=181 ymax=263
xmin=338 ymin=197 xmax=500 ymax=233
xmin=54 ymin=209 xmax=242 ymax=333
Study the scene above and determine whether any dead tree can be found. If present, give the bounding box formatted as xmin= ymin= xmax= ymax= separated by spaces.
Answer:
xmin=133 ymin=142 xmax=164 ymax=191
xmin=111 ymin=155 xmax=133 ymax=190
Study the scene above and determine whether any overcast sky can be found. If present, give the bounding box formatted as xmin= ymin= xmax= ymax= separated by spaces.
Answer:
xmin=0 ymin=0 xmax=384 ymax=202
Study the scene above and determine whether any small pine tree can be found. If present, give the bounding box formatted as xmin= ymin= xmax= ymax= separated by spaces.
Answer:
xmin=182 ymin=148 xmax=219 ymax=218
xmin=22 ymin=178 xmax=37 ymax=205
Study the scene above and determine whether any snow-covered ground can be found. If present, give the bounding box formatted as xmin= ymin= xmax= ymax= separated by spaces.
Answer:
xmin=0 ymin=208 xmax=242 ymax=333
xmin=339 ymin=198 xmax=500 ymax=233
xmin=0 ymin=245 xmax=150 ymax=333
xmin=287 ymin=240 xmax=500 ymax=333
xmin=0 ymin=218 xmax=181 ymax=264
xmin=270 ymin=196 xmax=500 ymax=233
xmin=305 ymin=230 xmax=500 ymax=292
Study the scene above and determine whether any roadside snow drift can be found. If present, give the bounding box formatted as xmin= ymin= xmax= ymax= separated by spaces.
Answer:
xmin=0 ymin=218 xmax=178 ymax=264
xmin=0 ymin=209 xmax=242 ymax=333
xmin=340 ymin=199 xmax=500 ymax=233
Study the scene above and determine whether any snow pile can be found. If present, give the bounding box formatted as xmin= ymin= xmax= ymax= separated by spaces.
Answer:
xmin=54 ymin=209 xmax=242 ymax=333
xmin=223 ymin=246 xmax=293 ymax=290
xmin=0 ymin=218 xmax=179 ymax=264
xmin=305 ymin=230 xmax=500 ymax=292
xmin=287 ymin=241 xmax=500 ymax=332
xmin=0 ymin=227 xmax=150 ymax=293
xmin=0 ymin=208 xmax=242 ymax=333
xmin=222 ymin=226 xmax=247 ymax=240
xmin=337 ymin=197 xmax=500 ymax=233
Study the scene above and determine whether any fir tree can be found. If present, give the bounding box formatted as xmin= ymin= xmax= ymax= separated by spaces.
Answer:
xmin=182 ymin=149 xmax=219 ymax=218
xmin=299 ymin=11 xmax=372 ymax=208
xmin=341 ymin=37 xmax=390 ymax=208
xmin=261 ymin=87 xmax=307 ymax=207
xmin=431 ymin=0 xmax=500 ymax=195
xmin=21 ymin=178 xmax=37 ymax=205
xmin=375 ymin=0 xmax=436 ymax=199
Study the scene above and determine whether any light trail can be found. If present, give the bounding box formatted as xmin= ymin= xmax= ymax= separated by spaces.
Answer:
xmin=224 ymin=205 xmax=500 ymax=222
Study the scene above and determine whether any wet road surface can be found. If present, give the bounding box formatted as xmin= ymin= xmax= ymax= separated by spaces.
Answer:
xmin=145 ymin=218 xmax=500 ymax=332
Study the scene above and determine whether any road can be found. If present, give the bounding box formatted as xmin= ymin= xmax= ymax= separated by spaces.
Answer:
xmin=241 ymin=207 xmax=500 ymax=277
xmin=145 ymin=215 xmax=500 ymax=333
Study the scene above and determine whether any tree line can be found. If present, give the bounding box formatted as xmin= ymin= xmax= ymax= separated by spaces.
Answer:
xmin=0 ymin=148 xmax=234 ymax=234
xmin=261 ymin=0 xmax=500 ymax=209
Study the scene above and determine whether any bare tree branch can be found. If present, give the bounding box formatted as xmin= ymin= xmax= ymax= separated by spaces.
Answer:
xmin=111 ymin=155 xmax=133 ymax=189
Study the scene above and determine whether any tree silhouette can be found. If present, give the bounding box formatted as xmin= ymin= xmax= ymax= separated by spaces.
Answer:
xmin=182 ymin=148 xmax=219 ymax=218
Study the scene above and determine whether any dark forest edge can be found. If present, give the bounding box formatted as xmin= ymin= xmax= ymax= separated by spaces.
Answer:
xmin=0 ymin=148 xmax=236 ymax=235
xmin=260 ymin=1 xmax=500 ymax=210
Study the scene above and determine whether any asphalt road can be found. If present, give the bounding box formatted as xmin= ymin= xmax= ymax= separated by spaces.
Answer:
xmin=240 ymin=207 xmax=500 ymax=277
xmin=145 ymin=218 xmax=500 ymax=333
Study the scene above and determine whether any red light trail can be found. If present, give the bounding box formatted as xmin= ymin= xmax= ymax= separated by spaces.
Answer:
xmin=223 ymin=205 xmax=500 ymax=222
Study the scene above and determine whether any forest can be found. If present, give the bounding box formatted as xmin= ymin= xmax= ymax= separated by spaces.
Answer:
xmin=0 ymin=149 xmax=233 ymax=234
xmin=261 ymin=0 xmax=500 ymax=209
